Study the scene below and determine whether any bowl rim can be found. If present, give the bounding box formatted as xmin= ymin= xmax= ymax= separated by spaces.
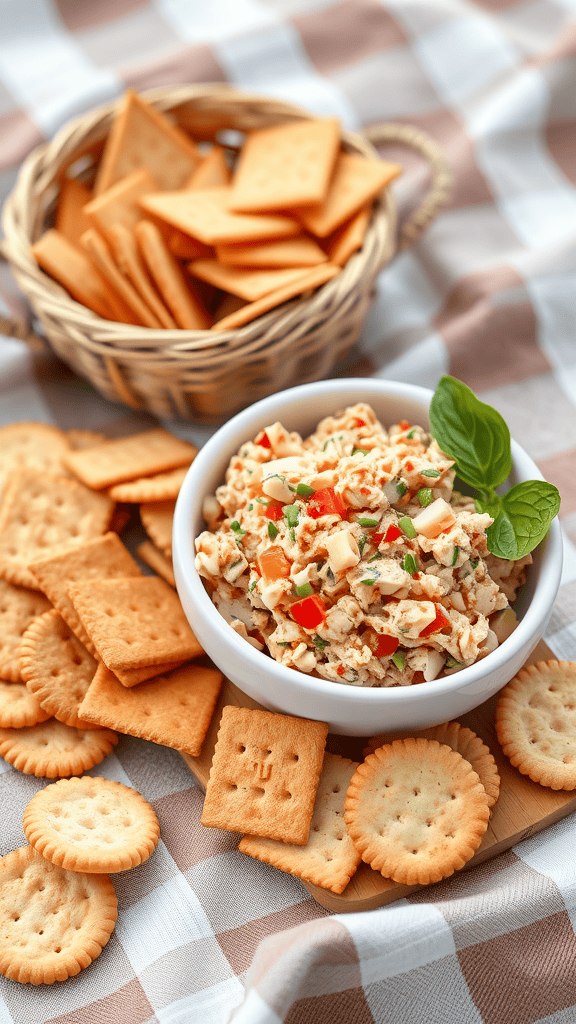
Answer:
xmin=173 ymin=377 xmax=563 ymax=706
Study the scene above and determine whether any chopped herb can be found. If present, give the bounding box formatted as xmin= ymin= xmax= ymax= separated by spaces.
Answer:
xmin=452 ymin=545 xmax=459 ymax=566
xmin=289 ymin=528 xmax=296 ymax=543
xmin=358 ymin=535 xmax=367 ymax=555
xmin=248 ymin=503 xmax=253 ymax=511
xmin=283 ymin=504 xmax=300 ymax=528
xmin=417 ymin=488 xmax=433 ymax=507
xmin=402 ymin=553 xmax=418 ymax=576
xmin=406 ymin=428 xmax=416 ymax=439
xmin=445 ymin=655 xmax=463 ymax=669
xmin=295 ymin=581 xmax=313 ymax=598
xmin=296 ymin=483 xmax=315 ymax=497
xmin=360 ymin=568 xmax=380 ymax=585
xmin=256 ymin=497 xmax=269 ymax=506
xmin=313 ymin=635 xmax=329 ymax=650
xmin=230 ymin=520 xmax=245 ymax=539
xmin=357 ymin=517 xmax=379 ymax=527
xmin=241 ymin=449 xmax=248 ymax=457
xmin=268 ymin=521 xmax=279 ymax=540
xmin=398 ymin=516 xmax=416 ymax=539
xmin=352 ymin=447 xmax=369 ymax=456
xmin=248 ymin=577 xmax=258 ymax=592
xmin=367 ymin=552 xmax=383 ymax=563
xmin=228 ymin=559 xmax=241 ymax=570
xmin=326 ymin=567 xmax=336 ymax=586
xmin=276 ymin=641 xmax=291 ymax=647
xmin=470 ymin=558 xmax=479 ymax=570
xmin=421 ymin=468 xmax=441 ymax=478
xmin=391 ymin=650 xmax=406 ymax=671
xmin=323 ymin=437 xmax=336 ymax=451
xmin=246 ymin=469 xmax=253 ymax=475
xmin=396 ymin=480 xmax=407 ymax=497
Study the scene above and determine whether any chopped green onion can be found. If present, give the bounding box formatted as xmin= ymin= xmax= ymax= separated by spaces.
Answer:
xmin=248 ymin=577 xmax=257 ymax=592
xmin=417 ymin=488 xmax=433 ymax=507
xmin=230 ymin=520 xmax=244 ymax=534
xmin=398 ymin=516 xmax=416 ymax=539
xmin=228 ymin=558 xmax=241 ymax=570
xmin=391 ymin=651 xmax=406 ymax=671
xmin=421 ymin=469 xmax=441 ymax=478
xmin=395 ymin=480 xmax=407 ymax=497
xmin=357 ymin=517 xmax=379 ymax=527
xmin=268 ymin=522 xmax=279 ymax=540
xmin=360 ymin=568 xmax=380 ymax=585
xmin=283 ymin=504 xmax=299 ymax=528
xmin=248 ymin=503 xmax=253 ymax=511
xmin=256 ymin=497 xmax=269 ymax=506
xmin=452 ymin=545 xmax=459 ymax=566
xmin=406 ymin=428 xmax=416 ymax=439
xmin=352 ymin=447 xmax=369 ymax=456
xmin=367 ymin=552 xmax=383 ymax=563
xmin=471 ymin=558 xmax=479 ymax=569
xmin=289 ymin=528 xmax=296 ymax=543
xmin=295 ymin=581 xmax=313 ymax=598
xmin=296 ymin=483 xmax=315 ymax=497
xmin=323 ymin=438 xmax=336 ymax=451
xmin=445 ymin=655 xmax=463 ymax=669
xmin=358 ymin=535 xmax=367 ymax=555
xmin=277 ymin=641 xmax=291 ymax=647
xmin=402 ymin=553 xmax=418 ymax=576
xmin=313 ymin=635 xmax=329 ymax=650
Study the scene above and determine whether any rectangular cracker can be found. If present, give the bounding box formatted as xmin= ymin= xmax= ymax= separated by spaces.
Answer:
xmin=78 ymin=661 xmax=222 ymax=756
xmin=139 ymin=187 xmax=301 ymax=246
xmin=229 ymin=118 xmax=341 ymax=212
xmin=55 ymin=178 xmax=93 ymax=248
xmin=63 ymin=429 xmax=197 ymax=490
xmin=94 ymin=87 xmax=201 ymax=195
xmin=80 ymin=227 xmax=162 ymax=328
xmin=134 ymin=220 xmax=212 ymax=330
xmin=136 ymin=541 xmax=176 ymax=588
xmin=201 ymin=706 xmax=329 ymax=845
xmin=186 ymin=145 xmax=231 ymax=189
xmin=67 ymin=575 xmax=203 ymax=673
xmin=215 ymin=235 xmax=328 ymax=268
xmin=113 ymin=660 xmax=184 ymax=688
xmin=139 ymin=500 xmax=175 ymax=559
xmin=297 ymin=151 xmax=402 ymax=237
xmin=324 ymin=203 xmax=371 ymax=266
xmin=28 ymin=532 xmax=143 ymax=654
xmin=188 ymin=259 xmax=322 ymax=302
xmin=239 ymin=752 xmax=362 ymax=893
xmin=108 ymin=465 xmax=191 ymax=504
xmin=107 ymin=222 xmax=178 ymax=329
xmin=84 ymin=167 xmax=159 ymax=239
xmin=211 ymin=262 xmax=339 ymax=332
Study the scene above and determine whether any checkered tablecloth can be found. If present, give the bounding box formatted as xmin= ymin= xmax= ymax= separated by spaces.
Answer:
xmin=1 ymin=1 xmax=576 ymax=1022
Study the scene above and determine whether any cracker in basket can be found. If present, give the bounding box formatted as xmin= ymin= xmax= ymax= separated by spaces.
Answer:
xmin=201 ymin=705 xmax=329 ymax=845
xmin=108 ymin=464 xmax=191 ymax=504
xmin=0 ymin=579 xmax=51 ymax=681
xmin=0 ymin=681 xmax=50 ymax=729
xmin=188 ymin=258 xmax=324 ymax=302
xmin=186 ymin=144 xmax=231 ymax=188
xmin=63 ymin=428 xmax=197 ymax=490
xmin=239 ymin=752 xmax=362 ymax=894
xmin=85 ymin=166 xmax=159 ymax=238
xmin=19 ymin=609 xmax=99 ymax=729
xmin=0 ymin=845 xmax=117 ymax=985
xmin=364 ymin=721 xmax=500 ymax=808
xmin=55 ymin=177 xmax=92 ymax=248
xmin=211 ymin=262 xmax=340 ymax=332
xmin=80 ymin=227 xmax=162 ymax=328
xmin=0 ymin=471 xmax=114 ymax=591
xmin=134 ymin=220 xmax=212 ymax=330
xmin=0 ymin=718 xmax=118 ymax=777
xmin=94 ymin=87 xmax=200 ymax=195
xmin=23 ymin=775 xmax=160 ymax=873
xmin=298 ymin=151 xmax=402 ymax=237
xmin=107 ymin=222 xmax=178 ymax=329
xmin=140 ymin=499 xmax=175 ymax=558
xmin=31 ymin=229 xmax=135 ymax=323
xmin=66 ymin=575 xmax=203 ymax=677
xmin=137 ymin=540 xmax=176 ymax=588
xmin=495 ymin=660 xmax=576 ymax=790
xmin=229 ymin=118 xmax=341 ymax=212
xmin=324 ymin=203 xmax=371 ymax=266
xmin=215 ymin=234 xmax=328 ymax=268
xmin=28 ymin=532 xmax=142 ymax=654
xmin=139 ymin=186 xmax=301 ymax=246
xmin=344 ymin=738 xmax=490 ymax=886
xmin=78 ymin=661 xmax=223 ymax=757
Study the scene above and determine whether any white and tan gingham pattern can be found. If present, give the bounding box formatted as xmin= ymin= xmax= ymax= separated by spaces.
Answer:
xmin=2 ymin=1 xmax=576 ymax=1022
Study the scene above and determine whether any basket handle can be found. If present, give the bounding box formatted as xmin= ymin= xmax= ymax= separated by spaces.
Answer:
xmin=364 ymin=122 xmax=453 ymax=251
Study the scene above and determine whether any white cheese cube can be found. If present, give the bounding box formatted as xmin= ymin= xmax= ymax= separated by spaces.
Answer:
xmin=412 ymin=497 xmax=456 ymax=539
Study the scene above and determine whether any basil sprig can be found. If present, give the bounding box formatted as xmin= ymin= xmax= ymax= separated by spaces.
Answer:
xmin=429 ymin=376 xmax=560 ymax=559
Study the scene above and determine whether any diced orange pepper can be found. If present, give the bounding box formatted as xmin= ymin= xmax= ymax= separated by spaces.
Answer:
xmin=258 ymin=545 xmax=291 ymax=582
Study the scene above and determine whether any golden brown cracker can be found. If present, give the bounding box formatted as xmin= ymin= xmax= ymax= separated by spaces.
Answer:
xmin=215 ymin=234 xmax=328 ymax=268
xmin=66 ymin=429 xmax=109 ymax=450
xmin=298 ymin=151 xmax=401 ymax=237
xmin=186 ymin=145 xmax=231 ymax=188
xmin=64 ymin=428 xmax=197 ymax=491
xmin=112 ymin=659 xmax=184 ymax=688
xmin=78 ymin=661 xmax=222 ymax=757
xmin=85 ymin=166 xmax=159 ymax=237
xmin=66 ymin=575 xmax=202 ymax=674
xmin=0 ymin=422 xmax=72 ymax=498
xmin=108 ymin=465 xmax=191 ymax=504
xmin=495 ymin=660 xmax=576 ymax=790
xmin=54 ymin=177 xmax=93 ymax=248
xmin=0 ymin=579 xmax=51 ymax=681
xmin=0 ymin=718 xmax=118 ymax=777
xmin=134 ymin=219 xmax=212 ymax=330
xmin=23 ymin=775 xmax=160 ymax=873
xmin=188 ymin=258 xmax=323 ymax=302
xmin=19 ymin=609 xmax=99 ymax=729
xmin=0 ymin=845 xmax=117 ymax=985
xmin=344 ymin=738 xmax=490 ymax=886
xmin=211 ymin=262 xmax=340 ymax=332
xmin=239 ymin=752 xmax=361 ymax=893
xmin=229 ymin=118 xmax=340 ymax=211
xmin=136 ymin=540 xmax=176 ymax=588
xmin=107 ymin=222 xmax=178 ymax=329
xmin=324 ymin=203 xmax=371 ymax=266
xmin=0 ymin=471 xmax=114 ymax=591
xmin=80 ymin=226 xmax=162 ymax=328
xmin=94 ymin=87 xmax=200 ymax=195
xmin=0 ymin=681 xmax=51 ymax=729
xmin=201 ymin=706 xmax=329 ymax=845
xmin=139 ymin=499 xmax=175 ymax=558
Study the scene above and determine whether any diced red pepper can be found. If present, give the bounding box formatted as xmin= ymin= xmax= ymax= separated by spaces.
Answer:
xmin=371 ymin=533 xmax=384 ymax=546
xmin=380 ymin=524 xmax=402 ymax=544
xmin=405 ymin=461 xmax=414 ymax=472
xmin=360 ymin=486 xmax=371 ymax=495
xmin=399 ymin=420 xmax=410 ymax=430
xmin=256 ymin=431 xmax=271 ymax=448
xmin=355 ymin=418 xmax=366 ymax=427
xmin=264 ymin=501 xmax=284 ymax=521
xmin=364 ymin=628 xmax=399 ymax=658
xmin=419 ymin=605 xmax=451 ymax=638
xmin=307 ymin=487 xmax=346 ymax=520
xmin=336 ymin=665 xmax=346 ymax=676
xmin=291 ymin=594 xmax=326 ymax=629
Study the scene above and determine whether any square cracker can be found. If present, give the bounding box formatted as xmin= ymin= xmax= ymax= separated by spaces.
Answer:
xmin=297 ymin=151 xmax=402 ymax=237
xmin=67 ymin=575 xmax=203 ymax=674
xmin=32 ymin=229 xmax=134 ymax=323
xmin=80 ymin=227 xmax=162 ymax=329
xmin=84 ymin=167 xmax=158 ymax=241
xmin=94 ymin=87 xmax=200 ymax=195
xmin=239 ymin=752 xmax=362 ymax=894
xmin=139 ymin=500 xmax=175 ymax=559
xmin=78 ymin=661 xmax=223 ymax=757
xmin=215 ymin=235 xmax=328 ymax=269
xmin=201 ymin=706 xmax=329 ymax=845
xmin=0 ymin=471 xmax=114 ymax=591
xmin=134 ymin=220 xmax=212 ymax=330
xmin=63 ymin=429 xmax=197 ymax=491
xmin=188 ymin=259 xmax=323 ymax=302
xmin=211 ymin=262 xmax=339 ymax=333
xmin=139 ymin=187 xmax=300 ymax=246
xmin=28 ymin=532 xmax=143 ymax=654
xmin=136 ymin=541 xmax=175 ymax=588
xmin=229 ymin=118 xmax=341 ymax=212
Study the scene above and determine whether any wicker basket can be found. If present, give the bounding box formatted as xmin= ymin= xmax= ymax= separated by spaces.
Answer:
xmin=1 ymin=84 xmax=451 ymax=423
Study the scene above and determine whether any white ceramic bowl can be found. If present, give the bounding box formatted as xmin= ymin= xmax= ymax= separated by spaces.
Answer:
xmin=173 ymin=378 xmax=563 ymax=736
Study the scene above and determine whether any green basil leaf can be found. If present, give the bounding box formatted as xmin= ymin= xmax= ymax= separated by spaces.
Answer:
xmin=429 ymin=376 xmax=512 ymax=491
xmin=484 ymin=481 xmax=560 ymax=559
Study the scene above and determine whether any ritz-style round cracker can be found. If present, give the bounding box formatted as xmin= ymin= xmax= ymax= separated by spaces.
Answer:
xmin=23 ymin=775 xmax=160 ymax=873
xmin=344 ymin=738 xmax=490 ymax=886
xmin=0 ymin=681 xmax=50 ymax=729
xmin=0 ymin=719 xmax=118 ymax=777
xmin=0 ymin=845 xmax=117 ymax=985
xmin=495 ymin=660 xmax=576 ymax=790
xmin=0 ymin=579 xmax=51 ymax=682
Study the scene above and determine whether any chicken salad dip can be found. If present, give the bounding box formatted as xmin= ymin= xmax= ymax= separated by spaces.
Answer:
xmin=194 ymin=403 xmax=531 ymax=687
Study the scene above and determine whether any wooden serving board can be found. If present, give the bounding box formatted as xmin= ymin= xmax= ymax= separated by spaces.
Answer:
xmin=181 ymin=639 xmax=576 ymax=913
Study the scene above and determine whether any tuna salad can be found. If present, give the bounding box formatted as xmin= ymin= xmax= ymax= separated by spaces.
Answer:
xmin=194 ymin=403 xmax=530 ymax=687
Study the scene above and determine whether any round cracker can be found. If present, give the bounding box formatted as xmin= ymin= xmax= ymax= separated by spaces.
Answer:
xmin=0 ymin=680 xmax=51 ymax=729
xmin=0 ymin=579 xmax=51 ymax=682
xmin=495 ymin=659 xmax=576 ymax=790
xmin=0 ymin=845 xmax=117 ymax=984
xmin=23 ymin=775 xmax=160 ymax=873
xmin=364 ymin=721 xmax=500 ymax=808
xmin=0 ymin=719 xmax=118 ymax=777
xmin=344 ymin=738 xmax=490 ymax=886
